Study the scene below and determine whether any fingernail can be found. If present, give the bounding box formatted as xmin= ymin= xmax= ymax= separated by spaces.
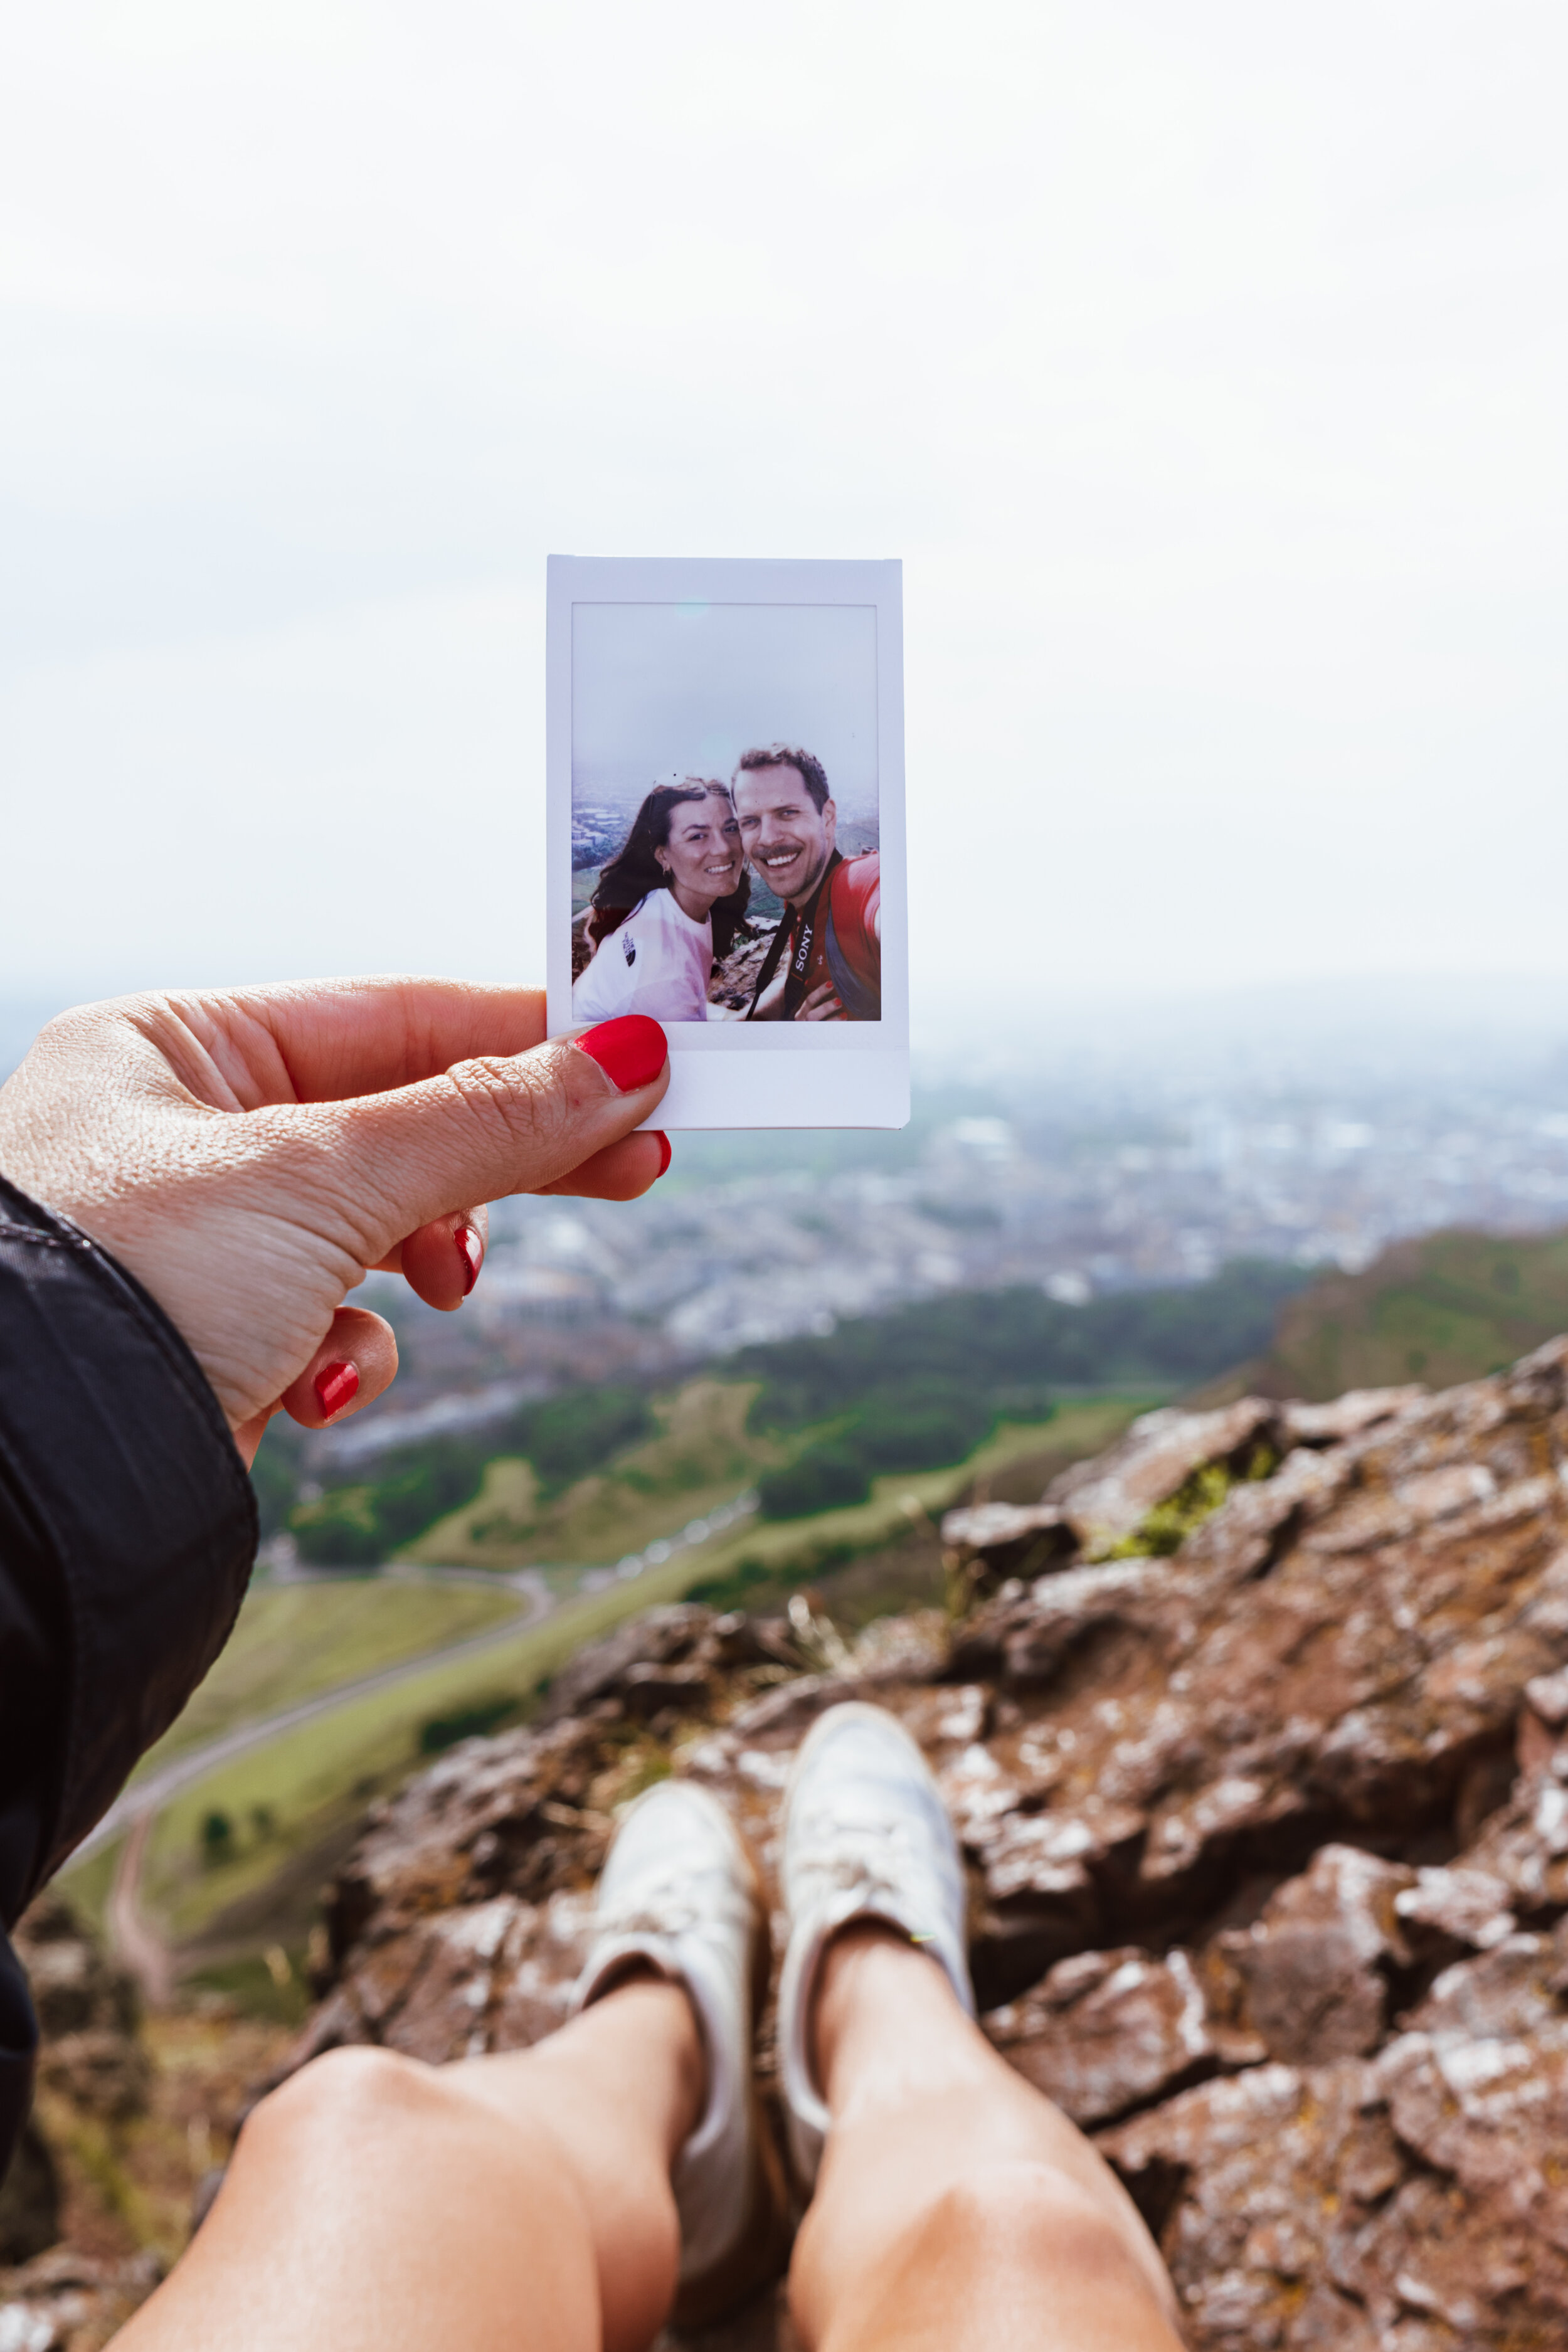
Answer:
xmin=576 ymin=1015 xmax=668 ymax=1094
xmin=654 ymin=1131 xmax=672 ymax=1179
xmin=315 ymin=1360 xmax=359 ymax=1419
xmin=455 ymin=1222 xmax=483 ymax=1296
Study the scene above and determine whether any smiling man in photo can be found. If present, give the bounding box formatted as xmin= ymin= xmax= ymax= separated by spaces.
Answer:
xmin=733 ymin=744 xmax=882 ymax=1022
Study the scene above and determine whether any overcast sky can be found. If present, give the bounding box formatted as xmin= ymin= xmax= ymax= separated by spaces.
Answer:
xmin=3 ymin=2 xmax=1565 ymax=1052
xmin=572 ymin=600 xmax=879 ymax=829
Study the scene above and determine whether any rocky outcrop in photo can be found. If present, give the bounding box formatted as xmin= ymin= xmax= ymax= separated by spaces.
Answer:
xmin=259 ymin=1337 xmax=1568 ymax=2348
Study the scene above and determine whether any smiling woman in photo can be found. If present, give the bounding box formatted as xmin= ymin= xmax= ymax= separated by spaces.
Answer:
xmin=573 ymin=779 xmax=752 ymax=1024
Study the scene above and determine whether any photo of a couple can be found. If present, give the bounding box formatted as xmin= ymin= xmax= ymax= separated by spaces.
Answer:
xmin=571 ymin=743 xmax=881 ymax=1025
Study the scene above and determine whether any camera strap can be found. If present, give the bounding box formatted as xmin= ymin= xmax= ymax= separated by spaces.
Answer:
xmin=744 ymin=851 xmax=843 ymax=1020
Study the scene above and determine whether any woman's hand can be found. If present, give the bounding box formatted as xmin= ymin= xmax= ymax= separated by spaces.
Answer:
xmin=0 ymin=980 xmax=669 ymax=1466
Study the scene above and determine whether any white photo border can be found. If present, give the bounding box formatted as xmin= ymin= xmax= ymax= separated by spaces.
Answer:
xmin=546 ymin=554 xmax=909 ymax=1130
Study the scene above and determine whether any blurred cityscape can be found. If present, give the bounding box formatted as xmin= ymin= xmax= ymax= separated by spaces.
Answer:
xmin=312 ymin=985 xmax=1568 ymax=1470
xmin=10 ymin=982 xmax=1568 ymax=1477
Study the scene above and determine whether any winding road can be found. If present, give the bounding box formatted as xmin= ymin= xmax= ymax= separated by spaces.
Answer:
xmin=77 ymin=1570 xmax=554 ymax=1869
xmin=82 ymin=1572 xmax=556 ymax=1991
xmin=85 ymin=1485 xmax=759 ymax=1989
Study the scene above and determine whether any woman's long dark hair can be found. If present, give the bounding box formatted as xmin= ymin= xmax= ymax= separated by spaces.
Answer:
xmin=591 ymin=780 xmax=752 ymax=960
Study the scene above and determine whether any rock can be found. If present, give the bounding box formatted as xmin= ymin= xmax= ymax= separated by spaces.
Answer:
xmin=963 ymin=1345 xmax=1568 ymax=1963
xmin=937 ymin=1499 xmax=1076 ymax=1578
xmin=1525 ymin=1661 xmax=1568 ymax=1727
xmin=1102 ymin=2047 xmax=1568 ymax=2347
xmin=5 ymin=1906 xmax=295 ymax=2343
xmin=20 ymin=1919 xmax=130 ymax=2038
xmin=1102 ymin=2061 xmax=1385 ymax=2341
xmin=0 ymin=2248 xmax=161 ymax=2350
xmin=268 ymin=1335 xmax=1568 ymax=2348
xmin=34 ymin=2031 xmax=149 ymax=2126
xmin=621 ymin=1662 xmax=715 ymax=1722
xmin=1392 ymin=1865 xmax=1516 ymax=1964
xmin=1221 ymin=1845 xmax=1414 ymax=2065
xmin=1046 ymin=1399 xmax=1282 ymax=1552
xmin=1459 ymin=1748 xmax=1568 ymax=1918
xmin=1378 ymin=2016 xmax=1568 ymax=2214
xmin=984 ymin=1946 xmax=1218 ymax=2125
xmin=539 ymin=1606 xmax=721 ymax=1725
xmin=1279 ymin=1388 xmax=1426 ymax=1446
xmin=9 ymin=1899 xmax=149 ymax=2131
xmin=319 ymin=1715 xmax=611 ymax=1969
xmin=1403 ymin=1924 xmax=1568 ymax=2042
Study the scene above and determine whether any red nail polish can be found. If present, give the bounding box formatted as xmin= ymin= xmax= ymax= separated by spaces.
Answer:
xmin=315 ymin=1360 xmax=359 ymax=1419
xmin=576 ymin=1014 xmax=668 ymax=1093
xmin=455 ymin=1222 xmax=482 ymax=1296
xmin=654 ymin=1131 xmax=672 ymax=1178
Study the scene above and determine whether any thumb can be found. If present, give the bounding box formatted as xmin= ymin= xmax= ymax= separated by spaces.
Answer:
xmin=277 ymin=1015 xmax=669 ymax=1259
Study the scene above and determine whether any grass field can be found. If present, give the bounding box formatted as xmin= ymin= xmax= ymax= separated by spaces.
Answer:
xmin=131 ymin=1547 xmax=728 ymax=1946
xmin=127 ymin=1576 xmax=524 ymax=1776
xmin=125 ymin=1394 xmax=1154 ymax=1957
xmin=670 ymin=1397 xmax=1152 ymax=1589
xmin=56 ymin=1832 xmax=123 ymax=1941
xmin=1263 ymin=1227 xmax=1568 ymax=1398
xmin=404 ymin=1377 xmax=787 ymax=1569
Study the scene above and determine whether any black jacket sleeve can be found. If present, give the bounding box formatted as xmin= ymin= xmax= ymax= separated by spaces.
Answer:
xmin=0 ymin=1175 xmax=257 ymax=2176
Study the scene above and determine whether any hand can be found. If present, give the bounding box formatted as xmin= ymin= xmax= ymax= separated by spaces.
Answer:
xmin=0 ymin=981 xmax=670 ymax=1466
xmin=793 ymin=982 xmax=844 ymax=1022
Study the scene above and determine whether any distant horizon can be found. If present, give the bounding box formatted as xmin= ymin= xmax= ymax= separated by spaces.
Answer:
xmin=9 ymin=967 xmax=1568 ymax=1099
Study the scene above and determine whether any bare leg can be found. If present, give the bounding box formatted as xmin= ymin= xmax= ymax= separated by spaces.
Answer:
xmin=789 ymin=1927 xmax=1184 ymax=2352
xmin=114 ymin=1976 xmax=702 ymax=2352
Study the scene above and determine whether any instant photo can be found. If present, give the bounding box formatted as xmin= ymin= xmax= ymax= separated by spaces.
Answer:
xmin=546 ymin=556 xmax=908 ymax=1130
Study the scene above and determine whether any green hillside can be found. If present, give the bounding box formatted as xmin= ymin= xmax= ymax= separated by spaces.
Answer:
xmin=268 ymin=1258 xmax=1309 ymax=1572
xmin=734 ymin=1260 xmax=1309 ymax=1517
xmin=98 ymin=1394 xmax=1149 ymax=1976
xmin=1260 ymin=1227 xmax=1568 ymax=1399
xmin=403 ymin=1377 xmax=785 ymax=1570
xmin=129 ymin=1579 xmax=521 ymax=1771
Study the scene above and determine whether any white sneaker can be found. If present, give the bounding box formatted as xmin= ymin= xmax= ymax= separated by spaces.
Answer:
xmin=572 ymin=1778 xmax=789 ymax=2322
xmin=776 ymin=1702 xmax=974 ymax=2189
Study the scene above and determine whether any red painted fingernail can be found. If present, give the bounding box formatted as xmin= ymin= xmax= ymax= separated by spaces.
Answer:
xmin=455 ymin=1222 xmax=483 ymax=1296
xmin=576 ymin=1015 xmax=668 ymax=1093
xmin=654 ymin=1131 xmax=672 ymax=1179
xmin=315 ymin=1360 xmax=359 ymax=1419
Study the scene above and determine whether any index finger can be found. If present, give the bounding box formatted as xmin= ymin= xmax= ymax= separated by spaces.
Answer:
xmin=161 ymin=978 xmax=549 ymax=1105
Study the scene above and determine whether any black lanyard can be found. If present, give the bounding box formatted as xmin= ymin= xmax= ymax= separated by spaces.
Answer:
xmin=745 ymin=852 xmax=842 ymax=1020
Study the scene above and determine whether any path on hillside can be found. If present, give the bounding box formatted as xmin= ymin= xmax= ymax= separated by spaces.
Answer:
xmin=78 ymin=1569 xmax=554 ymax=1872
xmin=88 ymin=1488 xmax=760 ymax=1987
xmin=92 ymin=1571 xmax=558 ymax=1996
xmin=109 ymin=1814 xmax=172 ymax=2007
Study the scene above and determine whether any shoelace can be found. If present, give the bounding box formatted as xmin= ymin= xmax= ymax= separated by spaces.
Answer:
xmin=792 ymin=1808 xmax=951 ymax=1917
xmin=603 ymin=1867 xmax=752 ymax=1945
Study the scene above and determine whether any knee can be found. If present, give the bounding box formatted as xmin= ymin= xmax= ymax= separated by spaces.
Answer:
xmin=919 ymin=2157 xmax=1180 ymax=2330
xmin=917 ymin=2159 xmax=1134 ymax=2279
xmin=241 ymin=2043 xmax=444 ymax=2168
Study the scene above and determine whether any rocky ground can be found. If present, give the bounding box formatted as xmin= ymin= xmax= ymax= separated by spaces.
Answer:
xmin=0 ymin=1902 xmax=290 ymax=2349
xmin=14 ymin=1340 xmax=1568 ymax=2345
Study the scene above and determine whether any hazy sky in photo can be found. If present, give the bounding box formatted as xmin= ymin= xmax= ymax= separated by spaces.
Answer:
xmin=571 ymin=601 xmax=879 ymax=829
xmin=2 ymin=2 xmax=1566 ymax=1052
